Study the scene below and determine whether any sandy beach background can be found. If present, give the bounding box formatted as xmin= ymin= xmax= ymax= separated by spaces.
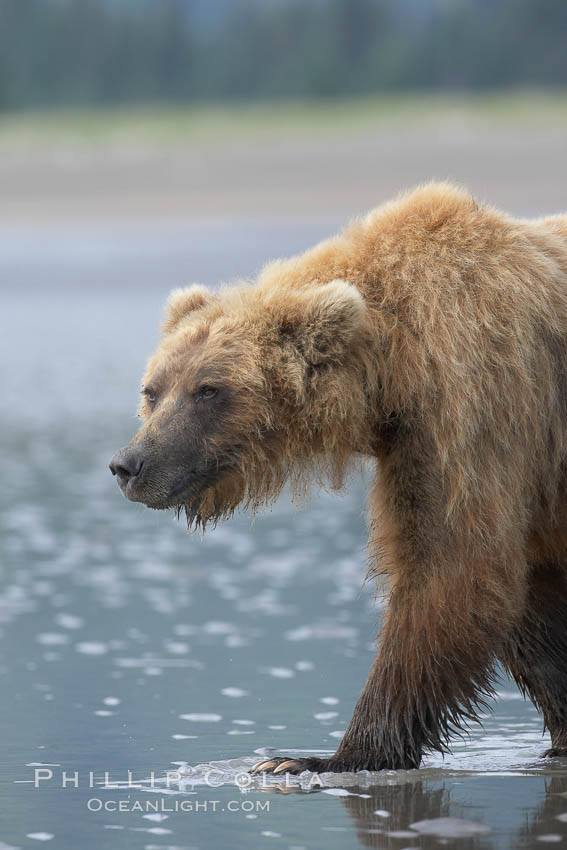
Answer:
xmin=2 ymin=94 xmax=566 ymax=224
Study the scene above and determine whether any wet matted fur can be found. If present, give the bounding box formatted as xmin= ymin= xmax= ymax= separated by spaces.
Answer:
xmin=111 ymin=182 xmax=567 ymax=772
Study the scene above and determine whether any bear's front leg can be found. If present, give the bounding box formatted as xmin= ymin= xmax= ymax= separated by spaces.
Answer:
xmin=251 ymin=563 xmax=519 ymax=775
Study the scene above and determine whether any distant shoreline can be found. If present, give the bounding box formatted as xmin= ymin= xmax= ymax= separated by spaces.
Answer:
xmin=1 ymin=94 xmax=565 ymax=224
xmin=2 ymin=92 xmax=567 ymax=146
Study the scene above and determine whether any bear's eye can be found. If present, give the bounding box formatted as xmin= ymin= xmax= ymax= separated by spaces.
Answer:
xmin=196 ymin=385 xmax=218 ymax=401
xmin=142 ymin=387 xmax=157 ymax=407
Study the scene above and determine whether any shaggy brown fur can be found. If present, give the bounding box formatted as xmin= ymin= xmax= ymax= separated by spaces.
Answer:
xmin=110 ymin=182 xmax=567 ymax=773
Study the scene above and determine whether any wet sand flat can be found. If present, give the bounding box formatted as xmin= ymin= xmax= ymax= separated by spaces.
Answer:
xmin=1 ymin=99 xmax=566 ymax=223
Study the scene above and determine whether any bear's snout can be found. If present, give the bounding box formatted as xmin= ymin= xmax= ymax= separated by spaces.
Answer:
xmin=109 ymin=447 xmax=144 ymax=496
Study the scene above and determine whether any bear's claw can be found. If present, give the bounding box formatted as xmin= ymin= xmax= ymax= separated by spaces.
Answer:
xmin=249 ymin=756 xmax=326 ymax=775
xmin=543 ymin=747 xmax=567 ymax=758
xmin=271 ymin=759 xmax=300 ymax=774
xmin=249 ymin=759 xmax=278 ymax=774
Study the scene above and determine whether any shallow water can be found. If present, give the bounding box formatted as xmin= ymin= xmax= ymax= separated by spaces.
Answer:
xmin=3 ymin=220 xmax=567 ymax=849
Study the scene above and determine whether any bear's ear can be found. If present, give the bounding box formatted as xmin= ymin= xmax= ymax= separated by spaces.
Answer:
xmin=278 ymin=279 xmax=366 ymax=363
xmin=162 ymin=285 xmax=215 ymax=334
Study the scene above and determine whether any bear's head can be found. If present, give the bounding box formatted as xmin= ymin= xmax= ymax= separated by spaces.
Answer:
xmin=109 ymin=278 xmax=373 ymax=527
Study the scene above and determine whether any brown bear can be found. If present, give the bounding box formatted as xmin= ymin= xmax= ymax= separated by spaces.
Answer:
xmin=110 ymin=182 xmax=567 ymax=774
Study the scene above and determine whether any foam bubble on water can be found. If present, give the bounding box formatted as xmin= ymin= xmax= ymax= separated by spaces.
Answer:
xmin=0 ymin=584 xmax=37 ymax=622
xmin=171 ymin=734 xmax=198 ymax=740
xmin=37 ymin=633 xmax=68 ymax=646
xmin=285 ymin=623 xmax=358 ymax=642
xmin=237 ymin=590 xmax=294 ymax=617
xmin=374 ymin=809 xmax=391 ymax=818
xmin=115 ymin=657 xmax=203 ymax=670
xmin=227 ymin=730 xmax=255 ymax=735
xmin=268 ymin=725 xmax=287 ymax=730
xmin=410 ymin=817 xmax=491 ymax=838
xmin=261 ymin=831 xmax=282 ymax=838
xmin=26 ymin=763 xmax=61 ymax=767
xmin=75 ymin=641 xmax=108 ymax=655
xmin=136 ymin=562 xmax=175 ymax=581
xmin=320 ymin=697 xmax=339 ymax=705
xmin=295 ymin=661 xmax=314 ymax=671
xmin=26 ymin=835 xmax=54 ymax=842
xmin=204 ymin=621 xmax=234 ymax=635
xmin=537 ymin=836 xmax=563 ymax=843
xmin=329 ymin=730 xmax=345 ymax=739
xmin=103 ymin=697 xmax=121 ymax=706
xmin=228 ymin=634 xmax=254 ymax=648
xmin=143 ymin=846 xmax=189 ymax=850
xmin=164 ymin=642 xmax=190 ymax=655
xmin=221 ymin=687 xmax=248 ymax=698
xmin=134 ymin=826 xmax=172 ymax=835
xmin=179 ymin=713 xmax=222 ymax=722
xmin=54 ymin=613 xmax=84 ymax=629
xmin=314 ymin=712 xmax=338 ymax=721
xmin=94 ymin=710 xmax=114 ymax=717
xmin=263 ymin=667 xmax=294 ymax=679
xmin=232 ymin=719 xmax=255 ymax=725
xmin=143 ymin=814 xmax=168 ymax=822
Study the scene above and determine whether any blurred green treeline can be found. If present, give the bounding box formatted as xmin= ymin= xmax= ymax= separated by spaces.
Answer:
xmin=1 ymin=0 xmax=566 ymax=110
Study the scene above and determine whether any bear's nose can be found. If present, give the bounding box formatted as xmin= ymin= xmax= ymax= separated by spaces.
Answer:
xmin=109 ymin=448 xmax=144 ymax=485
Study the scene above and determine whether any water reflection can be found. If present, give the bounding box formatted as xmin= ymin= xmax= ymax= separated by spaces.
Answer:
xmin=158 ymin=755 xmax=567 ymax=847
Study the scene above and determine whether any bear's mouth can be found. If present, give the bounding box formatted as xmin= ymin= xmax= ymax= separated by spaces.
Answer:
xmin=161 ymin=456 xmax=236 ymax=509
xmin=130 ymin=472 xmax=209 ymax=511
xmin=168 ymin=468 xmax=200 ymax=499
xmin=117 ymin=447 xmax=242 ymax=513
